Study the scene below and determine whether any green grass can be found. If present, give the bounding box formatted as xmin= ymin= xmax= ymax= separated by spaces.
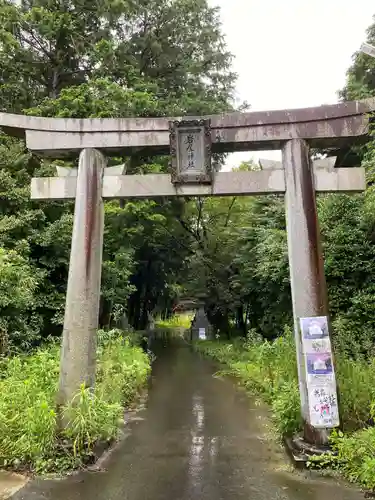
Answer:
xmin=335 ymin=356 xmax=375 ymax=430
xmin=0 ymin=329 xmax=150 ymax=474
xmin=155 ymin=313 xmax=193 ymax=329
xmin=195 ymin=329 xmax=375 ymax=491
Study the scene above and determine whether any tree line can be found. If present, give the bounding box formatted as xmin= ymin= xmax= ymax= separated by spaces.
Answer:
xmin=0 ymin=0 xmax=375 ymax=360
xmin=0 ymin=0 xmax=237 ymax=352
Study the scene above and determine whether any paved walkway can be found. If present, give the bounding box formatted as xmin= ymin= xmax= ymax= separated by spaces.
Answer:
xmin=13 ymin=343 xmax=363 ymax=500
xmin=0 ymin=472 xmax=28 ymax=499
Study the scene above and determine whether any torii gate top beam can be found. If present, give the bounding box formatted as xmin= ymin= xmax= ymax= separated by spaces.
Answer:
xmin=1 ymin=98 xmax=374 ymax=158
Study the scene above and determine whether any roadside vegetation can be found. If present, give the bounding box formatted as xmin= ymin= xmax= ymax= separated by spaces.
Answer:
xmin=0 ymin=330 xmax=150 ymax=474
xmin=195 ymin=330 xmax=375 ymax=491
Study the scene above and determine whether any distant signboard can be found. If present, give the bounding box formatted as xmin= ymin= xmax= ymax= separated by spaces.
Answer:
xmin=198 ymin=328 xmax=206 ymax=340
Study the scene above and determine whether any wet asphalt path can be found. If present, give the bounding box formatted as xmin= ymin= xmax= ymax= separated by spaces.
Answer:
xmin=13 ymin=341 xmax=363 ymax=500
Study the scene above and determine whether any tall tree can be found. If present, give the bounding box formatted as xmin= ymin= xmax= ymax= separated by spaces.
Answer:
xmin=340 ymin=15 xmax=375 ymax=101
xmin=0 ymin=0 xmax=238 ymax=343
xmin=0 ymin=0 xmax=236 ymax=113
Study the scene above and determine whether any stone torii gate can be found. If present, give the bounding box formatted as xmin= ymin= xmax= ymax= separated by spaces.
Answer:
xmin=1 ymin=99 xmax=372 ymax=443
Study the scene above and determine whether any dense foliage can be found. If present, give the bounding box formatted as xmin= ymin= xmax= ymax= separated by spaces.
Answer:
xmin=0 ymin=330 xmax=150 ymax=473
xmin=0 ymin=0 xmax=238 ymax=350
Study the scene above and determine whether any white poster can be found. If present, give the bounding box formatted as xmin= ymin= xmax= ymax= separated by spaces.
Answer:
xmin=303 ymin=336 xmax=331 ymax=355
xmin=308 ymin=383 xmax=340 ymax=428
xmin=198 ymin=328 xmax=206 ymax=340
xmin=307 ymin=373 xmax=335 ymax=385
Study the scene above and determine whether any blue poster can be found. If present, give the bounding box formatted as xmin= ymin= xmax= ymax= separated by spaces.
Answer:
xmin=300 ymin=316 xmax=329 ymax=340
xmin=306 ymin=353 xmax=333 ymax=375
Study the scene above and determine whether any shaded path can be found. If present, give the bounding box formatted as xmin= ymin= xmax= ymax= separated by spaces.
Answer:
xmin=14 ymin=342 xmax=363 ymax=500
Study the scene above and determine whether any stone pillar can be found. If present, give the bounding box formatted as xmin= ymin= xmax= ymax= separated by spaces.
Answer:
xmin=283 ymin=139 xmax=331 ymax=445
xmin=57 ymin=148 xmax=105 ymax=409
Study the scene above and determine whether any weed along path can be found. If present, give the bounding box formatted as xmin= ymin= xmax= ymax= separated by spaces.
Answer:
xmin=13 ymin=342 xmax=363 ymax=500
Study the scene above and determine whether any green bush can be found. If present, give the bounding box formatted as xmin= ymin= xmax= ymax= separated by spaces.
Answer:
xmin=0 ymin=348 xmax=59 ymax=470
xmin=0 ymin=248 xmax=41 ymax=353
xmin=330 ymin=424 xmax=375 ymax=491
xmin=309 ymin=424 xmax=375 ymax=491
xmin=0 ymin=331 xmax=150 ymax=473
xmin=269 ymin=381 xmax=301 ymax=436
xmin=196 ymin=328 xmax=375 ymax=433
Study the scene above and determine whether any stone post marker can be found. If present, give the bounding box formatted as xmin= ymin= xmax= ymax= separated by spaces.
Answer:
xmin=57 ymin=148 xmax=105 ymax=408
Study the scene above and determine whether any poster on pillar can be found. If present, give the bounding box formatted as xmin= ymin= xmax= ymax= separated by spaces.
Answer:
xmin=307 ymin=383 xmax=339 ymax=428
xmin=299 ymin=316 xmax=340 ymax=428
xmin=300 ymin=316 xmax=329 ymax=342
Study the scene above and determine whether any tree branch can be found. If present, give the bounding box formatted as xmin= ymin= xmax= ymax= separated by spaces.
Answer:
xmin=224 ymin=197 xmax=237 ymax=228
xmin=19 ymin=25 xmax=53 ymax=60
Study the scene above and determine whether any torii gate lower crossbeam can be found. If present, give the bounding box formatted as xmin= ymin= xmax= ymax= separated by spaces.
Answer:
xmin=6 ymin=99 xmax=368 ymax=443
